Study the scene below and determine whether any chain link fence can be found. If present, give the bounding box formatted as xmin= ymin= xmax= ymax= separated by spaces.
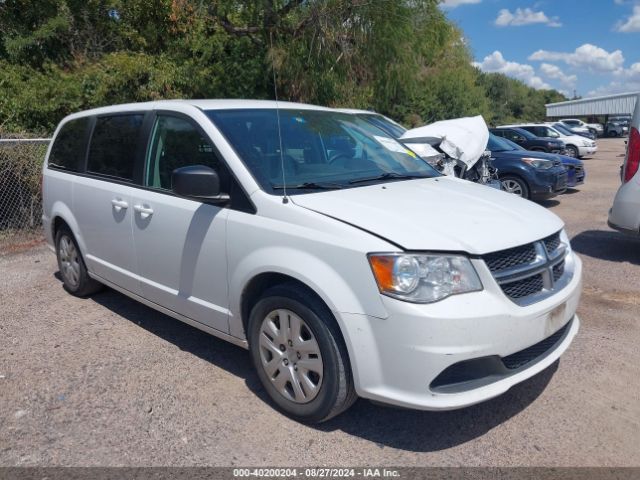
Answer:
xmin=0 ymin=137 xmax=50 ymax=252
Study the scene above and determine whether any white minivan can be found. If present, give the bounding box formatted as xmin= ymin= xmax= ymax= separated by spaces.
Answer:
xmin=43 ymin=100 xmax=582 ymax=423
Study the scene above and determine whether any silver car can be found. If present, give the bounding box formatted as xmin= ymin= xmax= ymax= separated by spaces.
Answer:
xmin=608 ymin=95 xmax=640 ymax=234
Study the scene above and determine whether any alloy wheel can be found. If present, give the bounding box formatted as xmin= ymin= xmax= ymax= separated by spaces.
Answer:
xmin=501 ymin=179 xmax=524 ymax=197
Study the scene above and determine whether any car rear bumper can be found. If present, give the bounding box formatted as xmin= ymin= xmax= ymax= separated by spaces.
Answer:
xmin=608 ymin=179 xmax=640 ymax=233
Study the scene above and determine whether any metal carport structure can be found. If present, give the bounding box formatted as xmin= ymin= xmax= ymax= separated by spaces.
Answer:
xmin=546 ymin=92 xmax=638 ymax=119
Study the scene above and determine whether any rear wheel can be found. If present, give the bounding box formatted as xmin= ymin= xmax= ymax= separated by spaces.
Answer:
xmin=500 ymin=175 xmax=529 ymax=199
xmin=55 ymin=226 xmax=102 ymax=297
xmin=248 ymin=283 xmax=356 ymax=423
xmin=608 ymin=130 xmax=619 ymax=138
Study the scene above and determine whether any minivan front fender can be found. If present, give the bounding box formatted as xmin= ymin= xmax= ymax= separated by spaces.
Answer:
xmin=227 ymin=245 xmax=389 ymax=340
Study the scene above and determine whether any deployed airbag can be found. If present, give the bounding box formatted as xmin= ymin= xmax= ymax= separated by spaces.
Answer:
xmin=400 ymin=115 xmax=489 ymax=169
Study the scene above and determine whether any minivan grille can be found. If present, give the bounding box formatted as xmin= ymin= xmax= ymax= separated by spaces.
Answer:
xmin=544 ymin=232 xmax=561 ymax=255
xmin=502 ymin=274 xmax=544 ymax=299
xmin=483 ymin=244 xmax=537 ymax=272
xmin=553 ymin=260 xmax=565 ymax=281
xmin=482 ymin=231 xmax=571 ymax=306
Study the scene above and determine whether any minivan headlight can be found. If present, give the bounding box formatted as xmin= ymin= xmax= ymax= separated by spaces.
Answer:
xmin=368 ymin=253 xmax=482 ymax=303
xmin=521 ymin=158 xmax=554 ymax=169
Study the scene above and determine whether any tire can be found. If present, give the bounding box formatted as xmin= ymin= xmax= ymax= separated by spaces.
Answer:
xmin=247 ymin=283 xmax=357 ymax=423
xmin=500 ymin=175 xmax=530 ymax=199
xmin=608 ymin=130 xmax=619 ymax=138
xmin=55 ymin=225 xmax=103 ymax=297
xmin=565 ymin=145 xmax=579 ymax=158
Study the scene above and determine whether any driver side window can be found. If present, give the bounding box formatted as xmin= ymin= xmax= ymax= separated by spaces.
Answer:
xmin=145 ymin=115 xmax=228 ymax=191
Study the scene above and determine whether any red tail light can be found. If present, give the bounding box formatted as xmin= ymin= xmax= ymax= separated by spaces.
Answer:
xmin=624 ymin=127 xmax=640 ymax=183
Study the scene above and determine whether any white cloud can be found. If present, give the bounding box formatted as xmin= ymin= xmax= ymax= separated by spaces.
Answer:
xmin=529 ymin=44 xmax=624 ymax=73
xmin=440 ymin=0 xmax=481 ymax=8
xmin=615 ymin=5 xmax=640 ymax=32
xmin=495 ymin=8 xmax=561 ymax=27
xmin=473 ymin=51 xmax=551 ymax=89
xmin=587 ymin=62 xmax=640 ymax=96
xmin=539 ymin=63 xmax=577 ymax=87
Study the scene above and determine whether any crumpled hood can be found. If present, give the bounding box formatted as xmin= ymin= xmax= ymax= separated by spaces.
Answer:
xmin=292 ymin=177 xmax=563 ymax=254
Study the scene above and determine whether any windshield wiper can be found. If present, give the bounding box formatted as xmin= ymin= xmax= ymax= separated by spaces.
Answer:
xmin=272 ymin=181 xmax=344 ymax=190
xmin=348 ymin=172 xmax=430 ymax=185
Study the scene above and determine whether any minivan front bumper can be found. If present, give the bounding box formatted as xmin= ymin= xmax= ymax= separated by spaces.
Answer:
xmin=339 ymin=252 xmax=582 ymax=411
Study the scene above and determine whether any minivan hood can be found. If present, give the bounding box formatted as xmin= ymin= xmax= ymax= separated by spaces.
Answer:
xmin=291 ymin=177 xmax=563 ymax=254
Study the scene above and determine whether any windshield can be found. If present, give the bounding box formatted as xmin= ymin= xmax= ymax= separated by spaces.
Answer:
xmin=206 ymin=109 xmax=438 ymax=194
xmin=358 ymin=114 xmax=407 ymax=138
xmin=487 ymin=133 xmax=518 ymax=152
xmin=502 ymin=137 xmax=525 ymax=150
xmin=553 ymin=124 xmax=574 ymax=136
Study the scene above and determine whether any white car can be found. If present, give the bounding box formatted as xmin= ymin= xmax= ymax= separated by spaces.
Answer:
xmin=502 ymin=123 xmax=597 ymax=158
xmin=43 ymin=100 xmax=582 ymax=422
xmin=560 ymin=119 xmax=603 ymax=137
xmin=609 ymin=95 xmax=640 ymax=234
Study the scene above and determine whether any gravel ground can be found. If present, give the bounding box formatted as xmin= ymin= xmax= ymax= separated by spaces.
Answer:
xmin=1 ymin=138 xmax=639 ymax=467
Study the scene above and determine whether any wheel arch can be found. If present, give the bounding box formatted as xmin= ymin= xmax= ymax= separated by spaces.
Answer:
xmin=240 ymin=272 xmax=330 ymax=339
xmin=49 ymin=202 xmax=89 ymax=259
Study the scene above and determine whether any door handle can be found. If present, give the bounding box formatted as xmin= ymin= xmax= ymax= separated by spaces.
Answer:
xmin=111 ymin=198 xmax=129 ymax=212
xmin=133 ymin=204 xmax=154 ymax=219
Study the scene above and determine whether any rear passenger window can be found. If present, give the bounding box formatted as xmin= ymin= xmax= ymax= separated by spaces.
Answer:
xmin=504 ymin=130 xmax=519 ymax=141
xmin=48 ymin=118 xmax=90 ymax=171
xmin=146 ymin=115 xmax=228 ymax=191
xmin=87 ymin=114 xmax=144 ymax=181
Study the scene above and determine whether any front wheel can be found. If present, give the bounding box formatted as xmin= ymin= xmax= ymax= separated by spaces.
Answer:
xmin=500 ymin=175 xmax=530 ymax=199
xmin=565 ymin=145 xmax=579 ymax=158
xmin=248 ymin=284 xmax=356 ymax=423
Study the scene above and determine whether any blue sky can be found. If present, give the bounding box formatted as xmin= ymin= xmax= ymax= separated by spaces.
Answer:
xmin=441 ymin=0 xmax=640 ymax=98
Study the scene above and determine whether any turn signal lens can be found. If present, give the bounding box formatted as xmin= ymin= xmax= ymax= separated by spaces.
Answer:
xmin=369 ymin=255 xmax=395 ymax=291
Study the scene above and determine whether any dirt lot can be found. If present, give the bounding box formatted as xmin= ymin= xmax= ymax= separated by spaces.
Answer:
xmin=1 ymin=138 xmax=639 ymax=467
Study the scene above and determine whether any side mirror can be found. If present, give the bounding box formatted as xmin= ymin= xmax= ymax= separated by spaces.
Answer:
xmin=172 ymin=165 xmax=230 ymax=204
xmin=515 ymin=136 xmax=525 ymax=142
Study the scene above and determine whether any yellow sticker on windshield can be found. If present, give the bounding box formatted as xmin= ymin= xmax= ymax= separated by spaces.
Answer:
xmin=405 ymin=149 xmax=417 ymax=158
